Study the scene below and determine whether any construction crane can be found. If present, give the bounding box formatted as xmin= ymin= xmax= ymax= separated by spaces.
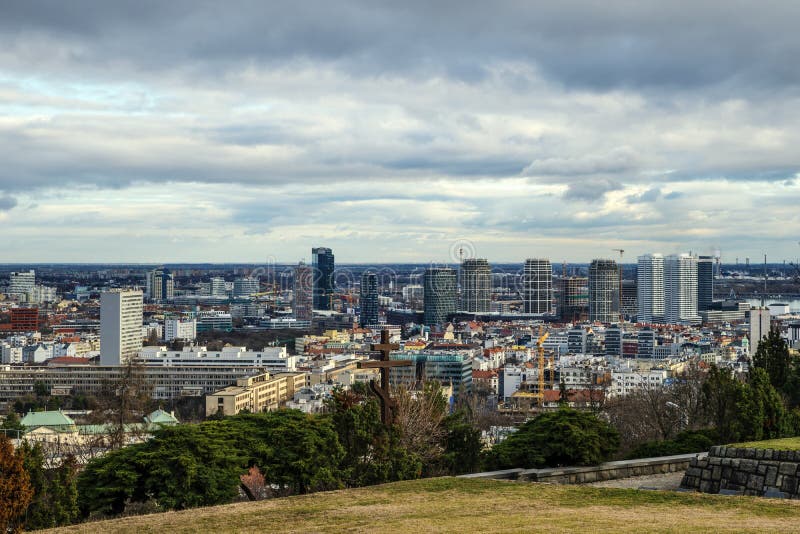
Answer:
xmin=612 ymin=249 xmax=625 ymax=322
xmin=536 ymin=325 xmax=550 ymax=407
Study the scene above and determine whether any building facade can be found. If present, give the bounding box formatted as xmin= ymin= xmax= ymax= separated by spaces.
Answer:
xmin=588 ymin=259 xmax=619 ymax=323
xmin=423 ymin=267 xmax=457 ymax=326
xmin=697 ymin=256 xmax=715 ymax=311
xmin=460 ymin=258 xmax=491 ymax=313
xmin=360 ymin=271 xmax=379 ymax=327
xmin=559 ymin=276 xmax=588 ymax=322
xmin=749 ymin=307 xmax=771 ymax=356
xmin=523 ymin=258 xmax=552 ymax=314
xmin=100 ymin=289 xmax=143 ymax=366
xmin=637 ymin=253 xmax=664 ymax=323
xmin=312 ymin=247 xmax=335 ymax=310
xmin=294 ymin=262 xmax=313 ymax=321
xmin=146 ymin=268 xmax=174 ymax=301
xmin=664 ymin=253 xmax=699 ymax=324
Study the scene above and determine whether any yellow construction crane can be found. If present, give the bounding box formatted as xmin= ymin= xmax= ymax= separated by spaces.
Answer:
xmin=536 ymin=325 xmax=550 ymax=407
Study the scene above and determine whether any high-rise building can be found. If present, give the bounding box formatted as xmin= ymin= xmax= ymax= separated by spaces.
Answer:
xmin=312 ymin=247 xmax=335 ymax=310
xmin=100 ymin=289 xmax=143 ymax=366
xmin=749 ymin=307 xmax=771 ymax=356
xmin=697 ymin=256 xmax=715 ymax=311
xmin=146 ymin=268 xmax=174 ymax=301
xmin=233 ymin=277 xmax=260 ymax=298
xmin=637 ymin=327 xmax=656 ymax=359
xmin=620 ymin=280 xmax=638 ymax=320
xmin=588 ymin=259 xmax=619 ymax=323
xmin=293 ymin=262 xmax=313 ymax=322
xmin=460 ymin=258 xmax=491 ymax=313
xmin=423 ymin=267 xmax=457 ymax=326
xmin=523 ymin=259 xmax=552 ymax=314
xmin=7 ymin=270 xmax=35 ymax=299
xmin=664 ymin=254 xmax=699 ymax=324
xmin=559 ymin=276 xmax=588 ymax=322
xmin=360 ymin=271 xmax=379 ymax=327
xmin=637 ymin=254 xmax=664 ymax=323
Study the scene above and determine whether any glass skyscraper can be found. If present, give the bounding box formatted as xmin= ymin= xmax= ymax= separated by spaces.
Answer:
xmin=423 ymin=267 xmax=457 ymax=326
xmin=312 ymin=247 xmax=335 ymax=310
xmin=360 ymin=271 xmax=379 ymax=327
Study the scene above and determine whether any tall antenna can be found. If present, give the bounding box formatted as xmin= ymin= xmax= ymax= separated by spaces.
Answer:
xmin=763 ymin=254 xmax=767 ymax=307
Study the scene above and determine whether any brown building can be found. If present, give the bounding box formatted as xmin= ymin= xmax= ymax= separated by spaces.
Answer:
xmin=205 ymin=372 xmax=308 ymax=417
xmin=11 ymin=307 xmax=39 ymax=332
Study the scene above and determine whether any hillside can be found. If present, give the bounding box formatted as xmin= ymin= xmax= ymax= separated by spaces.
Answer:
xmin=49 ymin=477 xmax=800 ymax=533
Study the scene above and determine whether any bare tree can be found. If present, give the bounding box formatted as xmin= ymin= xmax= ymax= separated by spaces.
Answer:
xmin=392 ymin=382 xmax=447 ymax=465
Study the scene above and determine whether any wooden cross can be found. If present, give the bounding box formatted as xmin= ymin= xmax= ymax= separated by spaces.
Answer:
xmin=358 ymin=329 xmax=411 ymax=425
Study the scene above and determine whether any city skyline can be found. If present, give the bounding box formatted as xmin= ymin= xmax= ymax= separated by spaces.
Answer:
xmin=2 ymin=2 xmax=800 ymax=262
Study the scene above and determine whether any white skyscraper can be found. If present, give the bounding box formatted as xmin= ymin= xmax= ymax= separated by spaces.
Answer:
xmin=523 ymin=259 xmax=552 ymax=314
xmin=664 ymin=254 xmax=699 ymax=324
xmin=100 ymin=289 xmax=144 ymax=365
xmin=637 ymin=253 xmax=664 ymax=323
xmin=749 ymin=307 xmax=771 ymax=356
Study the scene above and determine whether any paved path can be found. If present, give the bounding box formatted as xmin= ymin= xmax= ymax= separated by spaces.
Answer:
xmin=586 ymin=471 xmax=685 ymax=490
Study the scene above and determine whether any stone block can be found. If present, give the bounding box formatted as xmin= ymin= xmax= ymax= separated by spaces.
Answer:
xmin=781 ymin=476 xmax=797 ymax=494
xmin=762 ymin=450 xmax=773 ymax=461
xmin=740 ymin=459 xmax=757 ymax=473
xmin=699 ymin=480 xmax=713 ymax=493
xmin=722 ymin=467 xmax=732 ymax=480
xmin=709 ymin=446 xmax=720 ymax=456
xmin=756 ymin=449 xmax=765 ymax=460
xmin=686 ymin=467 xmax=702 ymax=477
xmin=779 ymin=462 xmax=796 ymax=476
xmin=712 ymin=466 xmax=722 ymax=481
xmin=757 ymin=464 xmax=768 ymax=475
xmin=709 ymin=457 xmax=721 ymax=466
xmin=747 ymin=474 xmax=765 ymax=490
xmin=721 ymin=458 xmax=731 ymax=467
xmin=731 ymin=470 xmax=749 ymax=486
xmin=766 ymin=466 xmax=779 ymax=487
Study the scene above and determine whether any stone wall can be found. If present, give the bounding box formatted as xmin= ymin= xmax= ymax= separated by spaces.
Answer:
xmin=459 ymin=453 xmax=700 ymax=484
xmin=680 ymin=445 xmax=800 ymax=497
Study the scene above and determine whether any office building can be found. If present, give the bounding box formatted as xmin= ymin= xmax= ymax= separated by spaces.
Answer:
xmin=620 ymin=280 xmax=637 ymax=320
xmin=461 ymin=258 xmax=491 ymax=313
xmin=423 ymin=267 xmax=457 ymax=326
xmin=210 ymin=277 xmax=228 ymax=297
xmin=559 ymin=277 xmax=588 ymax=322
xmin=523 ymin=258 xmax=552 ymax=314
xmin=10 ymin=308 xmax=39 ymax=332
xmin=664 ymin=254 xmax=699 ymax=324
xmin=164 ymin=318 xmax=197 ymax=342
xmin=100 ymin=289 xmax=144 ymax=366
xmin=605 ymin=325 xmax=622 ymax=357
xmin=637 ymin=327 xmax=656 ymax=359
xmin=588 ymin=259 xmax=619 ymax=323
xmin=749 ymin=307 xmax=771 ymax=356
xmin=146 ymin=268 xmax=174 ymax=301
xmin=697 ymin=256 xmax=715 ymax=311
xmin=233 ymin=277 xmax=260 ymax=298
xmin=389 ymin=350 xmax=472 ymax=394
xmin=7 ymin=270 xmax=35 ymax=299
xmin=205 ymin=372 xmax=308 ymax=417
xmin=637 ymin=253 xmax=664 ymax=323
xmin=196 ymin=311 xmax=233 ymax=333
xmin=360 ymin=271 xmax=379 ymax=327
xmin=293 ymin=262 xmax=313 ymax=321
xmin=312 ymin=247 xmax=335 ymax=310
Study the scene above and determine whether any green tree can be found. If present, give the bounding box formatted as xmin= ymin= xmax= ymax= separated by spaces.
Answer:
xmin=752 ymin=328 xmax=791 ymax=390
xmin=0 ymin=434 xmax=33 ymax=533
xmin=737 ymin=368 xmax=790 ymax=441
xmin=437 ymin=410 xmax=482 ymax=475
xmin=701 ymin=365 xmax=744 ymax=443
xmin=1 ymin=412 xmax=24 ymax=437
xmin=483 ymin=407 xmax=619 ymax=470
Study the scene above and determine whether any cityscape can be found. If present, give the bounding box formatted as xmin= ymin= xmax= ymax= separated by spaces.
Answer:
xmin=4 ymin=1 xmax=800 ymax=532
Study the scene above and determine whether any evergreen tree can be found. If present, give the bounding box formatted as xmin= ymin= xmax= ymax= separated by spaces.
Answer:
xmin=752 ymin=328 xmax=791 ymax=390
xmin=0 ymin=434 xmax=33 ymax=533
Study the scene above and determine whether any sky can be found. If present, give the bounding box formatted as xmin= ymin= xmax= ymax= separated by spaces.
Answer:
xmin=2 ymin=1 xmax=800 ymax=264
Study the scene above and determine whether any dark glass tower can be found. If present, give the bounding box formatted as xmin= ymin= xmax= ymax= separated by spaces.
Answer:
xmin=423 ymin=267 xmax=457 ymax=326
xmin=460 ymin=258 xmax=491 ymax=313
xmin=360 ymin=271 xmax=379 ymax=327
xmin=697 ymin=256 xmax=714 ymax=311
xmin=312 ymin=247 xmax=335 ymax=310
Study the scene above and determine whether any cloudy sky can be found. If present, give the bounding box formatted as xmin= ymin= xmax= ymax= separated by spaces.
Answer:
xmin=2 ymin=1 xmax=800 ymax=264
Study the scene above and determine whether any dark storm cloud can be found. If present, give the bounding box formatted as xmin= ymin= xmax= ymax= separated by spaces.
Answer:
xmin=4 ymin=1 xmax=800 ymax=90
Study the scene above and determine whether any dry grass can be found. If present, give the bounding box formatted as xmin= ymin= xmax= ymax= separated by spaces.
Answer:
xmin=47 ymin=478 xmax=800 ymax=533
xmin=733 ymin=437 xmax=800 ymax=451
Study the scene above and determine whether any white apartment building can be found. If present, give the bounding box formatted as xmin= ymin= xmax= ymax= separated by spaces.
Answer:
xmin=637 ymin=253 xmax=664 ymax=323
xmin=610 ymin=369 xmax=669 ymax=397
xmin=100 ymin=289 xmax=144 ymax=365
xmin=136 ymin=345 xmax=297 ymax=372
xmin=664 ymin=254 xmax=699 ymax=324
xmin=164 ymin=318 xmax=197 ymax=341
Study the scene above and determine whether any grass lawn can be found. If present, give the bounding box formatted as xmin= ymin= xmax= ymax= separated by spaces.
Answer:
xmin=732 ymin=437 xmax=800 ymax=450
xmin=47 ymin=477 xmax=800 ymax=533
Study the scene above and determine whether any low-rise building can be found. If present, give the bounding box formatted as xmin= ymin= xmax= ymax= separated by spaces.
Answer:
xmin=205 ymin=372 xmax=308 ymax=417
